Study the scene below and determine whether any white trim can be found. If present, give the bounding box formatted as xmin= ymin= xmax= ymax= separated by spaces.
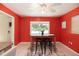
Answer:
xmin=30 ymin=21 xmax=50 ymax=36
xmin=0 ymin=10 xmax=15 ymax=46
xmin=71 ymin=15 xmax=79 ymax=34
xmin=1 ymin=46 xmax=17 ymax=56
xmin=57 ymin=42 xmax=79 ymax=55
xmin=17 ymin=42 xmax=31 ymax=46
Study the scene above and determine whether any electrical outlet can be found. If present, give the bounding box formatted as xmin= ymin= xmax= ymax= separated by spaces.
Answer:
xmin=70 ymin=42 xmax=72 ymax=45
xmin=68 ymin=41 xmax=72 ymax=45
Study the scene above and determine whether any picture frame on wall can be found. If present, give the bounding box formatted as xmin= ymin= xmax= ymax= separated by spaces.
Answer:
xmin=62 ymin=21 xmax=66 ymax=29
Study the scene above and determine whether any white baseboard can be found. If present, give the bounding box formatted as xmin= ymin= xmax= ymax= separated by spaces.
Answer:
xmin=1 ymin=46 xmax=17 ymax=56
xmin=57 ymin=42 xmax=79 ymax=55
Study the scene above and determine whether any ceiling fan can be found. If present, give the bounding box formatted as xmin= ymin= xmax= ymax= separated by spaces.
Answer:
xmin=39 ymin=3 xmax=61 ymax=13
xmin=31 ymin=3 xmax=62 ymax=14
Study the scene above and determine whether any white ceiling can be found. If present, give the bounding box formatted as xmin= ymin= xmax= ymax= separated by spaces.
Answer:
xmin=3 ymin=3 xmax=79 ymax=17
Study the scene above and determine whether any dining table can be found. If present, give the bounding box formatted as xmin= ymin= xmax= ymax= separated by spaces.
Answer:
xmin=30 ymin=34 xmax=56 ymax=55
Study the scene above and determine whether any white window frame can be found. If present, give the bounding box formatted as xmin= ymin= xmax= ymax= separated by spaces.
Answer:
xmin=71 ymin=15 xmax=79 ymax=34
xmin=30 ymin=21 xmax=50 ymax=36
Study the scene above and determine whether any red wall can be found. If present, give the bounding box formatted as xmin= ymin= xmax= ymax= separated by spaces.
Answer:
xmin=60 ymin=7 xmax=79 ymax=53
xmin=1 ymin=3 xmax=79 ymax=53
xmin=20 ymin=17 xmax=61 ymax=42
xmin=0 ymin=4 xmax=21 ymax=45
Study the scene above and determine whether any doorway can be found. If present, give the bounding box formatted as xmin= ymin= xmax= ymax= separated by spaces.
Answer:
xmin=0 ymin=10 xmax=14 ymax=47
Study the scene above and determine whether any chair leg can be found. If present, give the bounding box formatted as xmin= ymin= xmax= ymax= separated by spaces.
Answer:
xmin=40 ymin=41 xmax=43 ymax=55
xmin=30 ymin=42 xmax=34 ymax=52
xmin=44 ymin=41 xmax=47 ymax=55
xmin=48 ymin=41 xmax=52 ymax=54
xmin=35 ymin=42 xmax=38 ymax=54
xmin=53 ymin=43 xmax=56 ymax=53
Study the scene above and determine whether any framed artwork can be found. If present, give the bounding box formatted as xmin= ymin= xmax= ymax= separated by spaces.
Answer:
xmin=62 ymin=21 xmax=66 ymax=29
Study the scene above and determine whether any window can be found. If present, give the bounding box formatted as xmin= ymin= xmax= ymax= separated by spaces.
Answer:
xmin=30 ymin=21 xmax=50 ymax=35
xmin=71 ymin=15 xmax=79 ymax=34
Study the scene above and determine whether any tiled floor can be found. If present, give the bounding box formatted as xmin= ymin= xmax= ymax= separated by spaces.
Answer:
xmin=15 ymin=42 xmax=79 ymax=56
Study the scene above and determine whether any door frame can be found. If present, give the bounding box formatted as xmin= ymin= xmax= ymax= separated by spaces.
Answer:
xmin=0 ymin=10 xmax=15 ymax=46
